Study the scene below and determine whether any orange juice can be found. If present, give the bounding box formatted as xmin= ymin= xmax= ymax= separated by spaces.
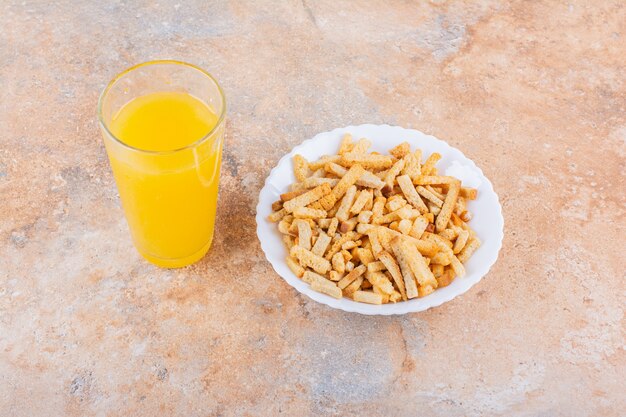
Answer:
xmin=106 ymin=91 xmax=223 ymax=267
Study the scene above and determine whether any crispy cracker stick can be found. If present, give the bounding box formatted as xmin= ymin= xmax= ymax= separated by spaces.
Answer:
xmin=278 ymin=219 xmax=292 ymax=235
xmin=450 ymin=213 xmax=469 ymax=231
xmin=428 ymin=202 xmax=441 ymax=215
xmin=338 ymin=133 xmax=354 ymax=155
xmin=373 ymin=205 xmax=413 ymax=225
xmin=420 ymin=152 xmax=441 ymax=175
xmin=357 ymin=210 xmax=373 ymax=224
xmin=398 ymin=219 xmax=412 ymax=235
xmin=293 ymin=154 xmax=309 ymax=182
xmin=436 ymin=181 xmax=460 ymax=232
xmin=453 ymin=229 xmax=470 ymax=254
xmin=409 ymin=216 xmax=429 ymax=239
xmin=389 ymin=289 xmax=402 ymax=303
xmin=366 ymin=229 xmax=383 ymax=257
xmin=343 ymin=276 xmax=364 ymax=296
xmin=416 ymin=186 xmax=444 ymax=207
xmin=337 ymin=264 xmax=367 ymax=289
xmin=354 ymin=247 xmax=375 ymax=265
xmin=310 ymin=168 xmax=325 ymax=178
xmin=372 ymin=286 xmax=391 ymax=303
xmin=378 ymin=250 xmax=407 ymax=300
xmin=363 ymin=191 xmax=374 ymax=211
xmin=418 ymin=285 xmax=435 ymax=298
xmin=454 ymin=196 xmax=466 ymax=216
xmin=438 ymin=228 xmax=457 ymax=241
xmin=332 ymin=252 xmax=346 ymax=273
xmin=308 ymin=200 xmax=324 ymax=211
xmin=282 ymin=234 xmax=295 ymax=250
xmin=459 ymin=211 xmax=472 ymax=222
xmin=341 ymin=239 xmax=361 ymax=250
xmin=283 ymin=183 xmax=331 ymax=213
xmin=268 ymin=209 xmax=287 ymax=223
xmin=332 ymin=165 xmax=365 ymax=201
xmin=351 ymin=138 xmax=372 ymax=154
xmin=436 ymin=268 xmax=455 ymax=288
xmin=303 ymin=270 xmax=334 ymax=285
xmin=375 ymin=227 xmax=394 ymax=253
xmin=431 ymin=263 xmax=444 ymax=278
xmin=325 ymin=162 xmax=347 ymax=177
xmin=272 ymin=201 xmax=283 ymax=212
xmin=367 ymin=261 xmax=386 ymax=273
xmin=414 ymin=175 xmax=458 ymax=185
xmin=375 ymin=169 xmax=389 ymax=180
xmin=382 ymin=227 xmax=440 ymax=257
xmin=383 ymin=158 xmax=405 ymax=188
xmin=327 ymin=217 xmax=339 ymax=236
xmin=357 ymin=223 xmax=375 ymax=234
xmin=422 ymin=232 xmax=453 ymax=250
xmin=386 ymin=195 xmax=407 ymax=212
xmin=425 ymin=185 xmax=444 ymax=200
xmin=390 ymin=142 xmax=411 ymax=159
xmin=371 ymin=196 xmax=386 ymax=220
xmin=317 ymin=218 xmax=331 ymax=229
xmin=341 ymin=153 xmax=393 ymax=170
xmin=324 ymin=231 xmax=360 ymax=260
xmin=311 ymin=280 xmax=342 ymax=299
xmin=302 ymin=177 xmax=339 ymax=188
xmin=357 ymin=171 xmax=386 ymax=189
xmin=289 ymin=218 xmax=314 ymax=235
xmin=286 ymin=256 xmax=305 ymax=278
xmin=399 ymin=238 xmax=438 ymax=288
xmin=457 ymin=237 xmax=481 ymax=262
xmin=280 ymin=189 xmax=307 ymax=202
xmin=449 ymin=254 xmax=465 ymax=277
xmin=336 ymin=185 xmax=358 ymax=222
xmin=353 ymin=290 xmax=383 ymax=305
xmin=350 ymin=189 xmax=373 ymax=215
xmin=308 ymin=155 xmax=342 ymax=171
xmin=290 ymin=246 xmax=331 ymax=274
xmin=365 ymin=271 xmax=394 ymax=294
xmin=303 ymin=270 xmax=341 ymax=290
xmin=339 ymin=218 xmax=358 ymax=233
xmin=390 ymin=237 xmax=419 ymax=299
xmin=397 ymin=175 xmax=428 ymax=213
xmin=345 ymin=261 xmax=354 ymax=272
xmin=329 ymin=270 xmax=344 ymax=282
xmin=319 ymin=164 xmax=364 ymax=210
xmin=459 ymin=187 xmax=478 ymax=200
xmin=294 ymin=207 xmax=327 ymax=219
xmin=311 ymin=232 xmax=332 ymax=257
xmin=294 ymin=219 xmax=312 ymax=250
xmin=401 ymin=151 xmax=420 ymax=179
xmin=326 ymin=200 xmax=341 ymax=218
xmin=431 ymin=251 xmax=452 ymax=266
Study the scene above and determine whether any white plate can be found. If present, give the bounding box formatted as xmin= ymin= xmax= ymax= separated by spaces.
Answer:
xmin=255 ymin=124 xmax=504 ymax=315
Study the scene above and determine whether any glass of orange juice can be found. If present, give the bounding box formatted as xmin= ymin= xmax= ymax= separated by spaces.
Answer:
xmin=98 ymin=60 xmax=226 ymax=268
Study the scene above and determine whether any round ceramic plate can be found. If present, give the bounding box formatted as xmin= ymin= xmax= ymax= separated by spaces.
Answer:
xmin=256 ymin=124 xmax=504 ymax=315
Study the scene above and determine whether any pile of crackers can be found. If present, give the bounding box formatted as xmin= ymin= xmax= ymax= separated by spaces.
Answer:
xmin=268 ymin=135 xmax=481 ymax=305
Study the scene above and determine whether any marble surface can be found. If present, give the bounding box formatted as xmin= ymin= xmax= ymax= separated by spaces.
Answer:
xmin=1 ymin=1 xmax=624 ymax=416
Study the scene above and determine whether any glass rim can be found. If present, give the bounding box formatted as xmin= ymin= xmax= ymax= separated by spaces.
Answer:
xmin=97 ymin=59 xmax=227 ymax=155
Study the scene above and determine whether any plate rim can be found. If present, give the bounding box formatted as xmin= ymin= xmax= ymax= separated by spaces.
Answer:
xmin=255 ymin=124 xmax=504 ymax=315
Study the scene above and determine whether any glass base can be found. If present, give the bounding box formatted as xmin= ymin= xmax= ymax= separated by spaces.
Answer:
xmin=138 ymin=238 xmax=213 ymax=268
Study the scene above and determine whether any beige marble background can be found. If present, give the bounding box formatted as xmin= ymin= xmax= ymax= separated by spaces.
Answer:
xmin=1 ymin=1 xmax=625 ymax=416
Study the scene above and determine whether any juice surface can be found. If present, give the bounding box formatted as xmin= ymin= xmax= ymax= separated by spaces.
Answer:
xmin=107 ymin=91 xmax=222 ymax=267
xmin=111 ymin=91 xmax=218 ymax=151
